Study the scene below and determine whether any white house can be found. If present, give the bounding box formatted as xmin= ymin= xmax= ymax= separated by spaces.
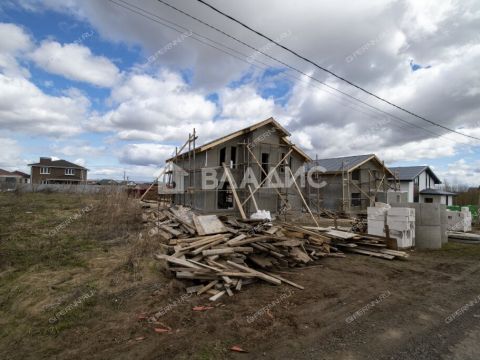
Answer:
xmin=389 ymin=166 xmax=455 ymax=205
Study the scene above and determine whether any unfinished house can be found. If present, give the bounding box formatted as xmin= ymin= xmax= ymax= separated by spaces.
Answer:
xmin=159 ymin=118 xmax=312 ymax=217
xmin=306 ymin=154 xmax=398 ymax=215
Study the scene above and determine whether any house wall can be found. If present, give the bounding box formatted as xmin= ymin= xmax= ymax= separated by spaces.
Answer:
xmin=170 ymin=123 xmax=306 ymax=215
xmin=417 ymin=170 xmax=438 ymax=192
xmin=399 ymin=181 xmax=414 ymax=202
xmin=31 ymin=166 xmax=87 ymax=184
xmin=419 ymin=194 xmax=449 ymax=205
xmin=308 ymin=159 xmax=392 ymax=213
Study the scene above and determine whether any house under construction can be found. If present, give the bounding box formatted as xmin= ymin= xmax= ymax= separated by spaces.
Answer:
xmin=306 ymin=154 xmax=402 ymax=215
xmin=158 ymin=118 xmax=312 ymax=218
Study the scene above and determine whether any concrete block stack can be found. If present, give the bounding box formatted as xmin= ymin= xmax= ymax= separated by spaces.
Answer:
xmin=367 ymin=204 xmax=415 ymax=249
xmin=446 ymin=210 xmax=461 ymax=231
xmin=387 ymin=207 xmax=415 ymax=248
xmin=446 ymin=208 xmax=472 ymax=232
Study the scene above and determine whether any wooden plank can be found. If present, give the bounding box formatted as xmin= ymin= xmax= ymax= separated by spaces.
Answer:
xmin=226 ymin=234 xmax=247 ymax=245
xmin=155 ymin=254 xmax=202 ymax=269
xmin=347 ymin=248 xmax=395 ymax=260
xmin=202 ymin=248 xmax=235 ymax=256
xmin=209 ymin=290 xmax=226 ymax=301
xmin=197 ymin=280 xmax=219 ymax=295
xmin=193 ymin=215 xmax=228 ymax=235
xmin=226 ymin=260 xmax=281 ymax=285
xmin=188 ymin=259 xmax=222 ymax=272
xmin=287 ymin=166 xmax=320 ymax=228
xmin=264 ymin=271 xmax=304 ymax=290
xmin=217 ymin=272 xmax=256 ymax=278
xmin=235 ymin=279 xmax=243 ymax=291
xmin=326 ymin=230 xmax=357 ymax=239
xmin=264 ymin=226 xmax=279 ymax=235
xmin=160 ymin=225 xmax=183 ymax=237
xmin=190 ymin=237 xmax=227 ymax=255
xmin=247 ymin=184 xmax=259 ymax=212
xmin=223 ymin=164 xmax=247 ymax=220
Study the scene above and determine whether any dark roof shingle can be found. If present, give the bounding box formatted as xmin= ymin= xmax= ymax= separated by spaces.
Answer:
xmin=28 ymin=159 xmax=86 ymax=169
xmin=389 ymin=166 xmax=441 ymax=184
xmin=307 ymin=154 xmax=374 ymax=172
xmin=420 ymin=188 xmax=456 ymax=196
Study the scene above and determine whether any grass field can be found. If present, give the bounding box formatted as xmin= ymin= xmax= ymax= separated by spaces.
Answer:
xmin=0 ymin=192 xmax=158 ymax=359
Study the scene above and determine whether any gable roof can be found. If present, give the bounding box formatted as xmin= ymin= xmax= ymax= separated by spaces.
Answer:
xmin=389 ymin=166 xmax=441 ymax=184
xmin=167 ymin=117 xmax=311 ymax=162
xmin=28 ymin=159 xmax=87 ymax=170
xmin=307 ymin=154 xmax=395 ymax=176
xmin=0 ymin=168 xmax=14 ymax=176
xmin=12 ymin=170 xmax=30 ymax=178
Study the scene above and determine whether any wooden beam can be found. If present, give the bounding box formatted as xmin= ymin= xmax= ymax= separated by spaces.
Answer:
xmin=286 ymin=167 xmax=320 ymax=228
xmin=222 ymin=164 xmax=247 ymax=220
xmin=247 ymin=185 xmax=259 ymax=212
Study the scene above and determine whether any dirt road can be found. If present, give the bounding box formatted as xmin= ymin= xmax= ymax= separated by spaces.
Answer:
xmin=112 ymin=244 xmax=480 ymax=360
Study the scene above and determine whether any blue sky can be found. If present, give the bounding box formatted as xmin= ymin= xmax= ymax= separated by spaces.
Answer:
xmin=0 ymin=0 xmax=479 ymax=184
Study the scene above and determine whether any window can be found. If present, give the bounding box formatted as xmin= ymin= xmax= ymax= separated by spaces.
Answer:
xmin=217 ymin=182 xmax=234 ymax=209
xmin=40 ymin=167 xmax=50 ymax=174
xmin=65 ymin=168 xmax=75 ymax=176
xmin=230 ymin=146 xmax=237 ymax=168
xmin=261 ymin=153 xmax=269 ymax=183
xmin=41 ymin=180 xmax=48 ymax=184
xmin=280 ymin=153 xmax=285 ymax=173
xmin=414 ymin=176 xmax=419 ymax=185
xmin=351 ymin=169 xmax=360 ymax=181
xmin=219 ymin=147 xmax=226 ymax=166
xmin=425 ymin=197 xmax=433 ymax=203
xmin=351 ymin=193 xmax=361 ymax=207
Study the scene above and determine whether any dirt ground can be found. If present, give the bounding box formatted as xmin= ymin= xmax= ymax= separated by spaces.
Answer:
xmin=1 ymin=193 xmax=479 ymax=360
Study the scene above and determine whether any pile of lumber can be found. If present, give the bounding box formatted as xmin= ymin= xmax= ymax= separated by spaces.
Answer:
xmin=143 ymin=205 xmax=337 ymax=300
xmin=320 ymin=228 xmax=409 ymax=260
xmin=142 ymin=205 xmax=408 ymax=301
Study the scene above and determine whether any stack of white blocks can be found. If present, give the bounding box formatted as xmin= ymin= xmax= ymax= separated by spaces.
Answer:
xmin=367 ymin=203 xmax=415 ymax=249
xmin=446 ymin=207 xmax=472 ymax=232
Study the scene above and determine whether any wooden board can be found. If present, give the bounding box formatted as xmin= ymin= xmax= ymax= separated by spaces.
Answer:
xmin=193 ymin=215 xmax=228 ymax=235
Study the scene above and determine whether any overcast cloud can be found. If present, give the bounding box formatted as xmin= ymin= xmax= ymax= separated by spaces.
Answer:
xmin=0 ymin=0 xmax=479 ymax=183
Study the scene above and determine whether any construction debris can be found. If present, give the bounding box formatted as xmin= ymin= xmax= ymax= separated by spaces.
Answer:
xmin=144 ymin=204 xmax=408 ymax=301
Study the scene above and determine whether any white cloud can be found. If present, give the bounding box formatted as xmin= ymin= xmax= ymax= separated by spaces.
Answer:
xmin=0 ymin=137 xmax=24 ymax=169
xmin=0 ymin=22 xmax=33 ymax=77
xmin=438 ymin=158 xmax=480 ymax=186
xmin=30 ymin=40 xmax=120 ymax=87
xmin=120 ymin=143 xmax=176 ymax=166
xmin=0 ymin=74 xmax=88 ymax=136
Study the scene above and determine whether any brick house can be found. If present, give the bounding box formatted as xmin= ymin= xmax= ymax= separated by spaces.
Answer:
xmin=28 ymin=157 xmax=88 ymax=184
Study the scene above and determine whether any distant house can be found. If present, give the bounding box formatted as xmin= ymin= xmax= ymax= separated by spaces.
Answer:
xmin=389 ymin=166 xmax=455 ymax=205
xmin=0 ymin=168 xmax=30 ymax=190
xmin=28 ymin=157 xmax=88 ymax=185
xmin=12 ymin=170 xmax=30 ymax=184
xmin=306 ymin=154 xmax=396 ymax=214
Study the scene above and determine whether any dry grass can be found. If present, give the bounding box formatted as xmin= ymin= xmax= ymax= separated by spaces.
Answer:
xmin=83 ymin=190 xmax=143 ymax=242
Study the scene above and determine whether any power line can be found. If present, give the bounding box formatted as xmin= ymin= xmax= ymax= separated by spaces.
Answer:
xmin=194 ymin=0 xmax=480 ymax=142
xmin=110 ymin=0 xmax=468 ymax=146
xmin=154 ymin=0 xmax=472 ymax=144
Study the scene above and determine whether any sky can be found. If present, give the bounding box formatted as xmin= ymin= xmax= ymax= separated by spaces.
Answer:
xmin=0 ymin=0 xmax=479 ymax=184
